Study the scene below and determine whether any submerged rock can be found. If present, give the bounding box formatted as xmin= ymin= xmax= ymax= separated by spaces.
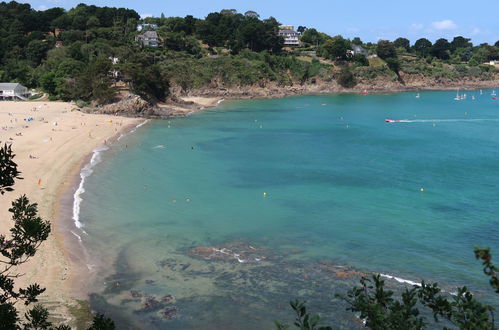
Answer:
xmin=316 ymin=261 xmax=367 ymax=279
xmin=159 ymin=306 xmax=178 ymax=320
xmin=130 ymin=290 xmax=143 ymax=298
xmin=187 ymin=241 xmax=269 ymax=263
xmin=160 ymin=294 xmax=175 ymax=304
xmin=134 ymin=296 xmax=161 ymax=313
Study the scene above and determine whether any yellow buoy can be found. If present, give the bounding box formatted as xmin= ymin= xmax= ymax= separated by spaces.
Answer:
xmin=263 ymin=192 xmax=267 ymax=197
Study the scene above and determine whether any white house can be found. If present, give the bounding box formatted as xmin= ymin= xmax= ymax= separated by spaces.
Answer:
xmin=135 ymin=31 xmax=159 ymax=48
xmin=278 ymin=26 xmax=300 ymax=46
xmin=0 ymin=83 xmax=29 ymax=100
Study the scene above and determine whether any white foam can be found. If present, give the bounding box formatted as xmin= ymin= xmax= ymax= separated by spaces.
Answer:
xmin=379 ymin=273 xmax=421 ymax=287
xmin=72 ymin=145 xmax=109 ymax=232
xmin=153 ymin=144 xmax=165 ymax=149
xmin=216 ymin=99 xmax=225 ymax=106
xmin=117 ymin=119 xmax=149 ymax=141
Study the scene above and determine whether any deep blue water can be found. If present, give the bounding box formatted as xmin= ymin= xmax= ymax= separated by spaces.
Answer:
xmin=77 ymin=90 xmax=499 ymax=329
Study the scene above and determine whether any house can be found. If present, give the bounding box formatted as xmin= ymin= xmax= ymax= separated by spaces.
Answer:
xmin=55 ymin=41 xmax=64 ymax=48
xmin=0 ymin=83 xmax=29 ymax=100
xmin=278 ymin=26 xmax=300 ymax=46
xmin=135 ymin=31 xmax=159 ymax=48
xmin=137 ymin=24 xmax=158 ymax=32
xmin=352 ymin=45 xmax=368 ymax=56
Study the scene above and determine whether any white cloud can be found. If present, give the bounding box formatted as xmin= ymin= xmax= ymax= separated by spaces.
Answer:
xmin=470 ymin=27 xmax=481 ymax=36
xmin=140 ymin=13 xmax=153 ymax=19
xmin=410 ymin=23 xmax=424 ymax=31
xmin=37 ymin=5 xmax=48 ymax=11
xmin=431 ymin=20 xmax=457 ymax=30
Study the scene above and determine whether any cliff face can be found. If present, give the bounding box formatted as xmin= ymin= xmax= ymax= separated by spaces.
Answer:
xmin=179 ymin=72 xmax=499 ymax=99
xmin=83 ymin=73 xmax=499 ymax=119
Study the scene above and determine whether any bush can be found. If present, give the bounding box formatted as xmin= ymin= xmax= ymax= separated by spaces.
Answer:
xmin=337 ymin=66 xmax=356 ymax=88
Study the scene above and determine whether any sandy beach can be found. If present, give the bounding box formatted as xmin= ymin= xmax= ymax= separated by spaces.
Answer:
xmin=0 ymin=101 xmax=141 ymax=321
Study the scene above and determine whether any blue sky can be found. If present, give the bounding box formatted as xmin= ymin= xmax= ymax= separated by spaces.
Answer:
xmin=24 ymin=0 xmax=498 ymax=45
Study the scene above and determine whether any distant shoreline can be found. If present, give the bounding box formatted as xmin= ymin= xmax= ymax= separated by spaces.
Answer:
xmin=172 ymin=79 xmax=499 ymax=116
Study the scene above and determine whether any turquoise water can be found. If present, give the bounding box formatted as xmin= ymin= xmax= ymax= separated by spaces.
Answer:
xmin=78 ymin=90 xmax=499 ymax=329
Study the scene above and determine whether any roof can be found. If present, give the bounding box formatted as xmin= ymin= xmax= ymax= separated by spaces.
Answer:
xmin=352 ymin=45 xmax=367 ymax=51
xmin=0 ymin=83 xmax=24 ymax=90
xmin=279 ymin=29 xmax=299 ymax=35
xmin=142 ymin=31 xmax=158 ymax=38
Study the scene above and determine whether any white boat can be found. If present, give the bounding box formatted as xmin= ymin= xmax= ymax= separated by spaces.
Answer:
xmin=454 ymin=89 xmax=460 ymax=101
xmin=492 ymin=90 xmax=496 ymax=96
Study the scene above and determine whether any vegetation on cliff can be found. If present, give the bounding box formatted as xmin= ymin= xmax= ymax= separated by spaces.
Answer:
xmin=0 ymin=2 xmax=498 ymax=105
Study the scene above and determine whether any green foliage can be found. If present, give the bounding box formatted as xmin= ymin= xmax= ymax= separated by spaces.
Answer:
xmin=337 ymin=66 xmax=356 ymax=88
xmin=320 ymin=36 xmax=351 ymax=61
xmin=385 ymin=57 xmax=400 ymax=74
xmin=394 ymin=37 xmax=410 ymax=51
xmin=275 ymin=300 xmax=332 ymax=330
xmin=123 ymin=55 xmax=170 ymax=102
xmin=413 ymin=38 xmax=433 ymax=57
xmin=300 ymin=29 xmax=325 ymax=46
xmin=475 ymin=247 xmax=499 ymax=293
xmin=0 ymin=144 xmax=21 ymax=195
xmin=431 ymin=38 xmax=451 ymax=60
xmin=87 ymin=313 xmax=115 ymax=330
xmin=353 ymin=53 xmax=369 ymax=66
xmin=376 ymin=40 xmax=396 ymax=60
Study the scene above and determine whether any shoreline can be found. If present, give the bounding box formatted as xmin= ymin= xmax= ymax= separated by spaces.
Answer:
xmin=0 ymin=101 xmax=142 ymax=324
xmin=57 ymin=120 xmax=150 ymax=300
xmin=169 ymin=81 xmax=499 ymax=118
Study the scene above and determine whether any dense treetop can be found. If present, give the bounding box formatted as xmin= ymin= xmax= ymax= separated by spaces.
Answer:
xmin=0 ymin=1 xmax=497 ymax=104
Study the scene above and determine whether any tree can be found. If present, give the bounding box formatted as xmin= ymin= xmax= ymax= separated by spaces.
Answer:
xmin=376 ymin=40 xmax=396 ymax=60
xmin=413 ymin=38 xmax=432 ymax=57
xmin=337 ymin=66 xmax=356 ymax=88
xmin=25 ymin=39 xmax=49 ymax=66
xmin=321 ymin=36 xmax=351 ymax=61
xmin=300 ymin=28 xmax=324 ymax=46
xmin=123 ymin=59 xmax=170 ymax=102
xmin=297 ymin=26 xmax=307 ymax=34
xmin=244 ymin=10 xmax=259 ymax=18
xmin=0 ymin=142 xmax=115 ymax=329
xmin=431 ymin=38 xmax=451 ymax=60
xmin=450 ymin=36 xmax=472 ymax=52
xmin=393 ymin=37 xmax=410 ymax=51
xmin=351 ymin=37 xmax=363 ymax=46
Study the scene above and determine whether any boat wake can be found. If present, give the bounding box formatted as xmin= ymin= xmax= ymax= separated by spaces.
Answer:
xmin=386 ymin=118 xmax=499 ymax=123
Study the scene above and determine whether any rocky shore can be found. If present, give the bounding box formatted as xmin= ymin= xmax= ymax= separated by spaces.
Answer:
xmin=82 ymin=74 xmax=499 ymax=119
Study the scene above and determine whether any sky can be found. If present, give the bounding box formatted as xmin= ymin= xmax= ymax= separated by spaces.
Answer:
xmin=23 ymin=0 xmax=498 ymax=45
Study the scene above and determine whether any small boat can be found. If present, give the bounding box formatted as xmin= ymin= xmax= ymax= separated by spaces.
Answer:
xmin=385 ymin=119 xmax=400 ymax=123
xmin=454 ymin=89 xmax=460 ymax=101
xmin=492 ymin=90 xmax=497 ymax=96
xmin=493 ymin=97 xmax=498 ymax=100
xmin=416 ymin=93 xmax=420 ymax=98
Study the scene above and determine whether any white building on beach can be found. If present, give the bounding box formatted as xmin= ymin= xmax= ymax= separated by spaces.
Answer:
xmin=0 ymin=83 xmax=29 ymax=100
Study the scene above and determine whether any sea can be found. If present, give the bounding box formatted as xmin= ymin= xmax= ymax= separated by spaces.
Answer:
xmin=71 ymin=90 xmax=499 ymax=329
